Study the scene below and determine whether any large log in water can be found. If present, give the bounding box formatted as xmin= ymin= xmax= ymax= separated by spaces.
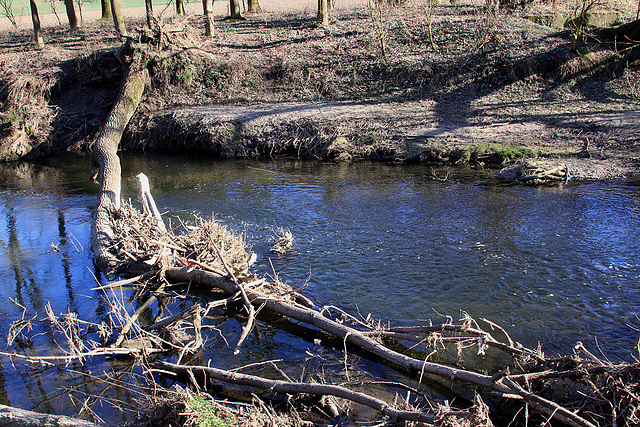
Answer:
xmin=0 ymin=404 xmax=101 ymax=427
xmin=163 ymin=267 xmax=597 ymax=427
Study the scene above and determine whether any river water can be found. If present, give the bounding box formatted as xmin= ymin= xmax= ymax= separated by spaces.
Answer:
xmin=0 ymin=153 xmax=639 ymax=420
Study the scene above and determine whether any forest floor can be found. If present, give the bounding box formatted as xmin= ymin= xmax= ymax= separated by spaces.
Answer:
xmin=0 ymin=0 xmax=639 ymax=180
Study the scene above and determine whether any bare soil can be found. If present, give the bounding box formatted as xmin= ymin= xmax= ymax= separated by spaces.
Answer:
xmin=1 ymin=0 xmax=639 ymax=180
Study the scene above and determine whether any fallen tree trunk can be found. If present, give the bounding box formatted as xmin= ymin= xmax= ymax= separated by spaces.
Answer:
xmin=0 ymin=404 xmax=102 ymax=427
xmin=155 ymin=361 xmax=442 ymax=424
xmin=164 ymin=267 xmax=597 ymax=427
xmin=91 ymin=57 xmax=148 ymax=274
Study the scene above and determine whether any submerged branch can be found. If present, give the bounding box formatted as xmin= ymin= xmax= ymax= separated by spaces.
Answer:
xmin=155 ymin=361 xmax=441 ymax=424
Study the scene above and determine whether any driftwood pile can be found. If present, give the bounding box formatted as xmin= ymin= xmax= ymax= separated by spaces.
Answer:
xmin=497 ymin=162 xmax=570 ymax=184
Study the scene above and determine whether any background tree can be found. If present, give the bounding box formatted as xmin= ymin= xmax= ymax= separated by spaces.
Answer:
xmin=0 ymin=0 xmax=17 ymax=27
xmin=176 ymin=0 xmax=185 ymax=16
xmin=100 ymin=0 xmax=112 ymax=20
xmin=317 ymin=0 xmax=328 ymax=25
xmin=229 ymin=0 xmax=242 ymax=19
xmin=203 ymin=0 xmax=214 ymax=36
xmin=247 ymin=0 xmax=261 ymax=13
xmin=64 ymin=0 xmax=78 ymax=31
xmin=29 ymin=0 xmax=44 ymax=48
xmin=145 ymin=0 xmax=154 ymax=28
xmin=110 ymin=0 xmax=127 ymax=36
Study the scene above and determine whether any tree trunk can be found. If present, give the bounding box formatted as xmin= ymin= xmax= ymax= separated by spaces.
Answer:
xmin=144 ymin=0 xmax=154 ymax=28
xmin=92 ymin=62 xmax=147 ymax=274
xmin=164 ymin=266 xmax=598 ymax=427
xmin=247 ymin=0 xmax=260 ymax=13
xmin=100 ymin=0 xmax=112 ymax=20
xmin=176 ymin=0 xmax=185 ymax=16
xmin=64 ymin=0 xmax=78 ymax=31
xmin=0 ymin=403 xmax=100 ymax=427
xmin=203 ymin=0 xmax=214 ymax=36
xmin=317 ymin=0 xmax=328 ymax=26
xmin=109 ymin=0 xmax=127 ymax=36
xmin=229 ymin=0 xmax=242 ymax=19
xmin=29 ymin=0 xmax=44 ymax=48
xmin=157 ymin=361 xmax=438 ymax=424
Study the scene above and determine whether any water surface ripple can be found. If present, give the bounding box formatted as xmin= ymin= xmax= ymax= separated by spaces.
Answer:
xmin=0 ymin=154 xmax=638 ymax=419
xmin=127 ymin=155 xmax=640 ymax=360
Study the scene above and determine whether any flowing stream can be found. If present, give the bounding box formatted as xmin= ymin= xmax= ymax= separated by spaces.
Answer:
xmin=0 ymin=153 xmax=639 ymax=421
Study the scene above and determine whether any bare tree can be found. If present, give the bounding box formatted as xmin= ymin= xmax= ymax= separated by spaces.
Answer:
xmin=110 ymin=0 xmax=127 ymax=36
xmin=0 ymin=0 xmax=18 ymax=27
xmin=229 ymin=0 xmax=242 ymax=19
xmin=100 ymin=0 xmax=112 ymax=20
xmin=29 ymin=0 xmax=44 ymax=48
xmin=44 ymin=0 xmax=62 ymax=25
xmin=247 ymin=0 xmax=261 ymax=13
xmin=176 ymin=0 xmax=185 ymax=16
xmin=64 ymin=0 xmax=78 ymax=31
xmin=317 ymin=0 xmax=328 ymax=25
xmin=203 ymin=0 xmax=214 ymax=36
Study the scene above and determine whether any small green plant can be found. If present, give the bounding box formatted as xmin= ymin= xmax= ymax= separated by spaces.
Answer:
xmin=0 ymin=112 xmax=16 ymax=126
xmin=475 ymin=143 xmax=545 ymax=162
xmin=242 ymin=75 xmax=260 ymax=89
xmin=423 ymin=0 xmax=438 ymax=51
xmin=204 ymin=68 xmax=227 ymax=91
xmin=176 ymin=67 xmax=193 ymax=85
xmin=187 ymin=395 xmax=237 ymax=427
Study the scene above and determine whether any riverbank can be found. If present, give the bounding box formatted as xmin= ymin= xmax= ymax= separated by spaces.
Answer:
xmin=0 ymin=0 xmax=639 ymax=180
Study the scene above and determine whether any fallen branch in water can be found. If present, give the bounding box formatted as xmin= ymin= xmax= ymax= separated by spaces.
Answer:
xmin=163 ymin=267 xmax=601 ymax=427
xmin=154 ymin=360 xmax=449 ymax=424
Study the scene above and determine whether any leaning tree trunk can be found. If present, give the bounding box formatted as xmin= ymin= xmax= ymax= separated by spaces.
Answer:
xmin=110 ymin=0 xmax=127 ymax=36
xmin=29 ymin=0 xmax=44 ymax=48
xmin=92 ymin=61 xmax=147 ymax=274
xmin=64 ymin=0 xmax=78 ymax=31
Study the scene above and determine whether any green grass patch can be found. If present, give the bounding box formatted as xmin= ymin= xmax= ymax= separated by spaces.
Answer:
xmin=473 ymin=143 xmax=545 ymax=162
xmin=187 ymin=395 xmax=237 ymax=427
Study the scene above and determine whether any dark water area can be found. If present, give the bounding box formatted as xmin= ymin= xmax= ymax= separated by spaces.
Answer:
xmin=0 ymin=152 xmax=639 ymax=421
